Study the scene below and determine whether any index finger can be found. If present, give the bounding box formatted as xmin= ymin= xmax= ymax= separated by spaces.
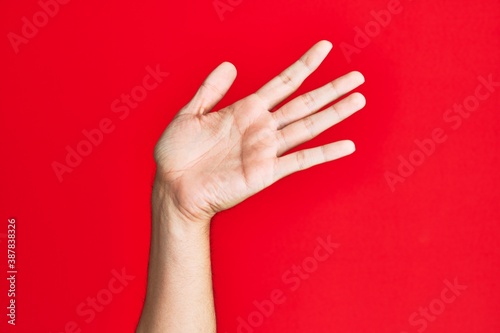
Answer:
xmin=255 ymin=40 xmax=333 ymax=110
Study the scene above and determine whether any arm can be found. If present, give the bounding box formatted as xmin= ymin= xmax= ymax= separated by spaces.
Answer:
xmin=136 ymin=181 xmax=215 ymax=332
xmin=136 ymin=40 xmax=366 ymax=333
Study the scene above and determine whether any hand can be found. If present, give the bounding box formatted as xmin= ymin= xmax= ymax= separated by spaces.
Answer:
xmin=153 ymin=40 xmax=366 ymax=224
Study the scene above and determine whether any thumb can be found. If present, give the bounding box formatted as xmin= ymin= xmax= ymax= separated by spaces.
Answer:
xmin=181 ymin=62 xmax=237 ymax=116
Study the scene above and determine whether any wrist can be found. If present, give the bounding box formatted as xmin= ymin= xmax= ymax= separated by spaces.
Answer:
xmin=152 ymin=176 xmax=212 ymax=233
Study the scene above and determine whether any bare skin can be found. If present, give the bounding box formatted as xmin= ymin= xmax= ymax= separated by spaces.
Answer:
xmin=136 ymin=40 xmax=365 ymax=333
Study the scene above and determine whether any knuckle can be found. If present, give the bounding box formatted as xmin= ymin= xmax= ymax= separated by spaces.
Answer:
xmin=301 ymin=92 xmax=316 ymax=112
xmin=329 ymin=80 xmax=340 ymax=99
xmin=319 ymin=145 xmax=328 ymax=163
xmin=278 ymin=71 xmax=296 ymax=88
xmin=278 ymin=130 xmax=288 ymax=149
xmin=302 ymin=116 xmax=316 ymax=139
xmin=295 ymin=150 xmax=308 ymax=170
xmin=299 ymin=56 xmax=313 ymax=72
xmin=201 ymin=80 xmax=223 ymax=98
xmin=330 ymin=104 xmax=342 ymax=122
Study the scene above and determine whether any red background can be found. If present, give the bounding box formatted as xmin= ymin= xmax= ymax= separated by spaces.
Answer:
xmin=1 ymin=0 xmax=499 ymax=332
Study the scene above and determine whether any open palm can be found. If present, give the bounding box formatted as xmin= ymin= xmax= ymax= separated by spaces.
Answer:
xmin=154 ymin=41 xmax=365 ymax=222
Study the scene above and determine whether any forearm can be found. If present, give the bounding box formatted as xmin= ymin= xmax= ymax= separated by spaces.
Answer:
xmin=137 ymin=178 xmax=216 ymax=333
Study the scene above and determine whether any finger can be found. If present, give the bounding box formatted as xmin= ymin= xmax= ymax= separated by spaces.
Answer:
xmin=181 ymin=62 xmax=237 ymax=116
xmin=273 ymin=71 xmax=365 ymax=130
xmin=276 ymin=92 xmax=366 ymax=156
xmin=255 ymin=40 xmax=333 ymax=110
xmin=274 ymin=140 xmax=356 ymax=181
